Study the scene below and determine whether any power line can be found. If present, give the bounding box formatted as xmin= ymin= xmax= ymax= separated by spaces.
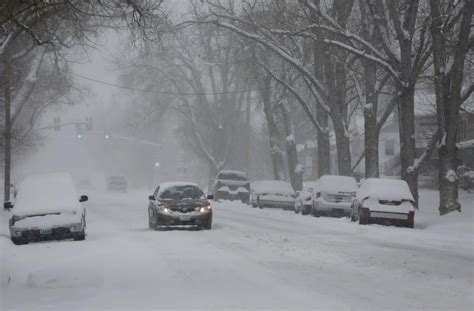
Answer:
xmin=71 ymin=72 xmax=257 ymax=96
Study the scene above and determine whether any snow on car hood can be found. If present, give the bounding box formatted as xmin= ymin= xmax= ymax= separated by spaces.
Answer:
xmin=12 ymin=172 xmax=82 ymax=217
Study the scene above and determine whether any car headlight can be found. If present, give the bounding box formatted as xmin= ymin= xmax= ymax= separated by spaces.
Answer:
xmin=159 ymin=207 xmax=171 ymax=214
xmin=198 ymin=205 xmax=212 ymax=213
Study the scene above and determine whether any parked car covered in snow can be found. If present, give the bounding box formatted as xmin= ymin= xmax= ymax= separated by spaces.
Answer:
xmin=106 ymin=175 xmax=128 ymax=192
xmin=148 ymin=182 xmax=213 ymax=230
xmin=311 ymin=175 xmax=357 ymax=217
xmin=350 ymin=178 xmax=415 ymax=228
xmin=294 ymin=181 xmax=317 ymax=215
xmin=7 ymin=172 xmax=88 ymax=245
xmin=212 ymin=170 xmax=250 ymax=203
xmin=250 ymin=180 xmax=296 ymax=210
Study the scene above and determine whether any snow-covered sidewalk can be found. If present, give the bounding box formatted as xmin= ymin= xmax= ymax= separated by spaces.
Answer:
xmin=0 ymin=189 xmax=473 ymax=310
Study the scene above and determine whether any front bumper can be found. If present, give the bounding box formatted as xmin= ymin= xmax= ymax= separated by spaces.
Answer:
xmin=216 ymin=191 xmax=249 ymax=202
xmin=155 ymin=211 xmax=212 ymax=227
xmin=10 ymin=222 xmax=84 ymax=242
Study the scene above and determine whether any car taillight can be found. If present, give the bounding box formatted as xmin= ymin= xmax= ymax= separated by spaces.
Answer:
xmin=408 ymin=211 xmax=415 ymax=221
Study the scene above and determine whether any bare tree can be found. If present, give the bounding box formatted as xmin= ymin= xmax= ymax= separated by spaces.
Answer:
xmin=429 ymin=0 xmax=473 ymax=215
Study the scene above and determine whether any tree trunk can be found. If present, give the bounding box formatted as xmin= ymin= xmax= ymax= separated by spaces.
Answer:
xmin=280 ymin=103 xmax=303 ymax=191
xmin=363 ymin=60 xmax=379 ymax=178
xmin=260 ymin=75 xmax=285 ymax=180
xmin=333 ymin=120 xmax=352 ymax=175
xmin=3 ymin=58 xmax=12 ymax=203
xmin=312 ymin=34 xmax=330 ymax=177
xmin=429 ymin=0 xmax=472 ymax=215
xmin=438 ymin=144 xmax=460 ymax=215
xmin=398 ymin=86 xmax=418 ymax=207
xmin=316 ymin=104 xmax=330 ymax=177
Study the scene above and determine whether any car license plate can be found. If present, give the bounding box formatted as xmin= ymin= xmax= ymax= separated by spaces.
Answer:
xmin=40 ymin=228 xmax=52 ymax=235
xmin=180 ymin=215 xmax=191 ymax=221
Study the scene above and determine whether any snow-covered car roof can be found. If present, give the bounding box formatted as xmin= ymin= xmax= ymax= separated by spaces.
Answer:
xmin=251 ymin=180 xmax=295 ymax=195
xmin=12 ymin=172 xmax=82 ymax=217
xmin=357 ymin=178 xmax=414 ymax=201
xmin=315 ymin=175 xmax=357 ymax=193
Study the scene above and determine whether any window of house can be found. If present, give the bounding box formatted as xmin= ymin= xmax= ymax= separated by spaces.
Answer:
xmin=385 ymin=139 xmax=395 ymax=156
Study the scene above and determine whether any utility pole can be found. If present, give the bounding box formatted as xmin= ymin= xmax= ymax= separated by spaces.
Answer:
xmin=3 ymin=57 xmax=12 ymax=203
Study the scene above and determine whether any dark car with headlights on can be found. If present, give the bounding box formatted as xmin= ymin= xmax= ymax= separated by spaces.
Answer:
xmin=148 ymin=182 xmax=213 ymax=230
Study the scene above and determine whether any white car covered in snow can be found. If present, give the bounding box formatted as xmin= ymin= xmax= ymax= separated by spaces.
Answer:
xmin=294 ymin=181 xmax=317 ymax=215
xmin=311 ymin=175 xmax=358 ymax=217
xmin=7 ymin=172 xmax=88 ymax=245
xmin=250 ymin=180 xmax=296 ymax=210
xmin=212 ymin=170 xmax=250 ymax=203
xmin=350 ymin=178 xmax=415 ymax=228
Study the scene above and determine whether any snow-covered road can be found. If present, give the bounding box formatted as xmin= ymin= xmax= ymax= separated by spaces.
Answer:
xmin=1 ymin=189 xmax=473 ymax=310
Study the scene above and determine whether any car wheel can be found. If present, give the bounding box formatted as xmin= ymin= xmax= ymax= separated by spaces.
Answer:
xmin=11 ymin=237 xmax=27 ymax=245
xmin=74 ymin=229 xmax=86 ymax=241
xmin=350 ymin=208 xmax=357 ymax=222
xmin=312 ymin=204 xmax=320 ymax=217
xmin=294 ymin=202 xmax=300 ymax=214
xmin=406 ymin=220 xmax=414 ymax=229
xmin=148 ymin=209 xmax=155 ymax=229
xmin=257 ymin=197 xmax=263 ymax=209
xmin=203 ymin=222 xmax=212 ymax=230
xmin=358 ymin=209 xmax=369 ymax=225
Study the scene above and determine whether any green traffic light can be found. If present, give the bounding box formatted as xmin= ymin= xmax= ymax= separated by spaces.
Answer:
xmin=104 ymin=134 xmax=111 ymax=139
xmin=154 ymin=161 xmax=160 ymax=168
xmin=77 ymin=134 xmax=83 ymax=139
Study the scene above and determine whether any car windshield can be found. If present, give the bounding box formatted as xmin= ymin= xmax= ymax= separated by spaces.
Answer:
xmin=159 ymin=185 xmax=205 ymax=200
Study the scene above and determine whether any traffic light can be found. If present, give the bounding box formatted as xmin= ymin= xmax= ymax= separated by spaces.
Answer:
xmin=154 ymin=161 xmax=160 ymax=168
xmin=75 ymin=123 xmax=83 ymax=140
xmin=104 ymin=133 xmax=111 ymax=140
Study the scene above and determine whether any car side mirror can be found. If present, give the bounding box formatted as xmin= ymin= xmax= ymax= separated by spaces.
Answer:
xmin=79 ymin=195 xmax=88 ymax=202
xmin=148 ymin=195 xmax=156 ymax=201
xmin=207 ymin=194 xmax=214 ymax=200
xmin=3 ymin=201 xmax=13 ymax=209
